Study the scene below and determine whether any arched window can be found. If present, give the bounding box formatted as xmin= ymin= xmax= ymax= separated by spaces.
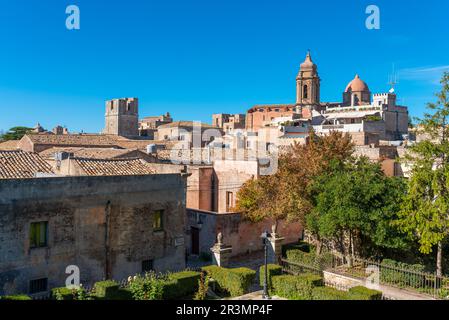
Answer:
xmin=303 ymin=85 xmax=308 ymax=99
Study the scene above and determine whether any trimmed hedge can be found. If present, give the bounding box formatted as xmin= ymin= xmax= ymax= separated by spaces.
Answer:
xmin=271 ymin=273 xmax=323 ymax=300
xmin=282 ymin=242 xmax=313 ymax=256
xmin=348 ymin=286 xmax=382 ymax=300
xmin=51 ymin=287 xmax=77 ymax=300
xmin=163 ymin=271 xmax=201 ymax=299
xmin=312 ymin=286 xmax=349 ymax=300
xmin=259 ymin=264 xmax=282 ymax=291
xmin=0 ymin=295 xmax=32 ymax=300
xmin=286 ymin=249 xmax=333 ymax=270
xmin=94 ymin=280 xmax=120 ymax=299
xmin=202 ymin=266 xmax=256 ymax=297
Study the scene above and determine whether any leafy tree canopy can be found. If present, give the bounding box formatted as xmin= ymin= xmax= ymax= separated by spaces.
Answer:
xmin=0 ymin=126 xmax=33 ymax=141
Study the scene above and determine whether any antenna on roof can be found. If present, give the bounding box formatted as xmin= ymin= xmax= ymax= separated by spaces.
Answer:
xmin=388 ymin=63 xmax=398 ymax=94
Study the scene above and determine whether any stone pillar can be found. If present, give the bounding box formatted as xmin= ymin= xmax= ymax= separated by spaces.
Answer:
xmin=210 ymin=232 xmax=232 ymax=267
xmin=268 ymin=224 xmax=285 ymax=264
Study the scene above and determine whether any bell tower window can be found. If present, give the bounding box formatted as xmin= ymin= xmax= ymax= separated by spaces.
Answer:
xmin=303 ymin=85 xmax=308 ymax=99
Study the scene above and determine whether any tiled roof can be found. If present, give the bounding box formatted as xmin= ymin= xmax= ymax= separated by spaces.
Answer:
xmin=0 ymin=140 xmax=19 ymax=150
xmin=158 ymin=121 xmax=216 ymax=129
xmin=73 ymin=158 xmax=156 ymax=176
xmin=0 ymin=150 xmax=54 ymax=179
xmin=23 ymin=133 xmax=176 ymax=151
xmin=39 ymin=147 xmax=144 ymax=160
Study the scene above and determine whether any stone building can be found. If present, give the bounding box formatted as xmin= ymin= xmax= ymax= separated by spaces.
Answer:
xmin=186 ymin=209 xmax=302 ymax=258
xmin=0 ymin=174 xmax=187 ymax=296
xmin=156 ymin=121 xmax=222 ymax=149
xmin=139 ymin=112 xmax=173 ymax=138
xmin=103 ymin=98 xmax=139 ymax=137
xmin=245 ymin=52 xmax=409 ymax=142
xmin=212 ymin=114 xmax=246 ymax=134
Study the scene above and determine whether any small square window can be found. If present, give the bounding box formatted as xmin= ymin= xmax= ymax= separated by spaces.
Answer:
xmin=29 ymin=278 xmax=48 ymax=294
xmin=142 ymin=260 xmax=154 ymax=273
xmin=30 ymin=222 xmax=48 ymax=249
xmin=153 ymin=210 xmax=164 ymax=232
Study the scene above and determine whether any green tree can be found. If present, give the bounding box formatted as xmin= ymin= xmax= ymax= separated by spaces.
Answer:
xmin=234 ymin=130 xmax=354 ymax=238
xmin=309 ymin=158 xmax=408 ymax=263
xmin=398 ymin=72 xmax=449 ymax=276
xmin=0 ymin=126 xmax=33 ymax=141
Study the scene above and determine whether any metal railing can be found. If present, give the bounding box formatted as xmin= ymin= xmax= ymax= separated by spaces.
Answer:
xmin=329 ymin=255 xmax=449 ymax=300
xmin=280 ymin=259 xmax=323 ymax=276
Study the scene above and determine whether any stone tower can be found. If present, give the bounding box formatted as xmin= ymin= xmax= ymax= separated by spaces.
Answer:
xmin=296 ymin=51 xmax=320 ymax=106
xmin=104 ymin=98 xmax=139 ymax=137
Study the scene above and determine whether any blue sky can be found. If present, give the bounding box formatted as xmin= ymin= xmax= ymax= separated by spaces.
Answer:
xmin=0 ymin=0 xmax=448 ymax=133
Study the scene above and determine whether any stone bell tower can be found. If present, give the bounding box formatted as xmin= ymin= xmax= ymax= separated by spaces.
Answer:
xmin=103 ymin=98 xmax=139 ymax=137
xmin=296 ymin=51 xmax=321 ymax=106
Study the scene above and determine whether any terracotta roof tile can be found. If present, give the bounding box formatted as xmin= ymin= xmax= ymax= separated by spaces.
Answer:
xmin=73 ymin=158 xmax=156 ymax=176
xmin=0 ymin=140 xmax=19 ymax=150
xmin=0 ymin=150 xmax=54 ymax=179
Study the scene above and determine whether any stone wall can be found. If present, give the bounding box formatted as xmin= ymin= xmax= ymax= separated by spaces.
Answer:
xmin=0 ymin=174 xmax=187 ymax=295
xmin=186 ymin=209 xmax=302 ymax=258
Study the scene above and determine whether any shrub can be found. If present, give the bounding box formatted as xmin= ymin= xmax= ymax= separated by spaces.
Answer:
xmin=194 ymin=272 xmax=210 ymax=300
xmin=128 ymin=273 xmax=166 ymax=300
xmin=128 ymin=270 xmax=201 ymax=300
xmin=272 ymin=273 xmax=323 ymax=300
xmin=312 ymin=286 xmax=348 ymax=300
xmin=94 ymin=280 xmax=120 ymax=299
xmin=259 ymin=264 xmax=282 ymax=291
xmin=163 ymin=270 xmax=201 ymax=299
xmin=0 ymin=295 xmax=32 ymax=300
xmin=51 ymin=287 xmax=76 ymax=300
xmin=348 ymin=286 xmax=382 ymax=300
xmin=202 ymin=266 xmax=256 ymax=297
xmin=282 ymin=242 xmax=312 ymax=256
xmin=286 ymin=249 xmax=333 ymax=271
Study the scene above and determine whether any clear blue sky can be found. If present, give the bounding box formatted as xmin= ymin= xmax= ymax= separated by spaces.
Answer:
xmin=0 ymin=0 xmax=448 ymax=133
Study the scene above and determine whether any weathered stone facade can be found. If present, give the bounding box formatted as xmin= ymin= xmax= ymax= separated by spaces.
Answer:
xmin=186 ymin=209 xmax=302 ymax=258
xmin=103 ymin=98 xmax=139 ymax=137
xmin=0 ymin=174 xmax=187 ymax=296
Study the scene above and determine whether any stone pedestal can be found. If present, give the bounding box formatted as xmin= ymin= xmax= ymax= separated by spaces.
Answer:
xmin=211 ymin=243 xmax=232 ymax=267
xmin=268 ymin=234 xmax=285 ymax=264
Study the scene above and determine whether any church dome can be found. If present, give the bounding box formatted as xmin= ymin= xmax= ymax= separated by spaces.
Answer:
xmin=345 ymin=74 xmax=369 ymax=92
xmin=300 ymin=51 xmax=316 ymax=70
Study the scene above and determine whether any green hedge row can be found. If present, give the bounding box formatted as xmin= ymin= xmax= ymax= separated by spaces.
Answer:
xmin=311 ymin=286 xmax=382 ymax=300
xmin=312 ymin=286 xmax=349 ymax=300
xmin=202 ymin=265 xmax=256 ymax=297
xmin=0 ymin=295 xmax=32 ymax=300
xmin=285 ymin=249 xmax=333 ymax=270
xmin=347 ymin=286 xmax=382 ymax=300
xmin=163 ymin=271 xmax=201 ymax=299
xmin=271 ymin=273 xmax=323 ymax=300
xmin=271 ymin=273 xmax=382 ymax=300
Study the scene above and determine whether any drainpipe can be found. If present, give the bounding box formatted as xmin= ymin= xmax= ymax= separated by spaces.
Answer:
xmin=104 ymin=201 xmax=111 ymax=280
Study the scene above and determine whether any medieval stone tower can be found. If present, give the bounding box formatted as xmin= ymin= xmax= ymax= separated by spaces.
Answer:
xmin=103 ymin=98 xmax=139 ymax=137
xmin=296 ymin=51 xmax=321 ymax=106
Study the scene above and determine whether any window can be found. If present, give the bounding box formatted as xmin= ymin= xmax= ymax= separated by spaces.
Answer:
xmin=226 ymin=192 xmax=234 ymax=212
xmin=303 ymin=85 xmax=308 ymax=99
xmin=142 ymin=260 xmax=154 ymax=273
xmin=30 ymin=222 xmax=48 ymax=248
xmin=153 ymin=210 xmax=164 ymax=232
xmin=29 ymin=278 xmax=48 ymax=294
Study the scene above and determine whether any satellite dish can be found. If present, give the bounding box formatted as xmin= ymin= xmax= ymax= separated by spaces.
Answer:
xmin=389 ymin=87 xmax=395 ymax=94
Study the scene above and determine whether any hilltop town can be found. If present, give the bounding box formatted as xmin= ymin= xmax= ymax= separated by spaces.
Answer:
xmin=2 ymin=52 xmax=446 ymax=301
